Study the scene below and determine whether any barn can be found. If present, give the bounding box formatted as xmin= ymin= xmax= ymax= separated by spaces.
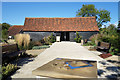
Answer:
xmin=8 ymin=17 xmax=99 ymax=41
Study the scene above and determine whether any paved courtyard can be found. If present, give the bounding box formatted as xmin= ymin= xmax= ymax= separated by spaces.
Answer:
xmin=11 ymin=42 xmax=119 ymax=79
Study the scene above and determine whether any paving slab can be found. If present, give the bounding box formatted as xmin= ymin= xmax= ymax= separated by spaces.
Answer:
xmin=105 ymin=55 xmax=120 ymax=61
xmin=26 ymin=49 xmax=46 ymax=56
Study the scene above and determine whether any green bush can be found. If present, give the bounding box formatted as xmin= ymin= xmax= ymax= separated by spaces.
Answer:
xmin=74 ymin=32 xmax=82 ymax=43
xmin=109 ymin=47 xmax=119 ymax=55
xmin=50 ymin=33 xmax=56 ymax=43
xmin=32 ymin=45 xmax=50 ymax=50
xmin=2 ymin=64 xmax=18 ymax=79
xmin=43 ymin=37 xmax=51 ymax=45
xmin=83 ymin=42 xmax=96 ymax=46
xmin=43 ymin=33 xmax=56 ymax=45
xmin=89 ymin=24 xmax=120 ymax=55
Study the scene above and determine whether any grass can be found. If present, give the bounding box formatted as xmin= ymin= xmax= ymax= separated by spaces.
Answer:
xmin=15 ymin=34 xmax=30 ymax=49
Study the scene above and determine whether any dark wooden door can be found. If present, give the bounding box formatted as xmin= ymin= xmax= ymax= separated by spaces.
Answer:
xmin=60 ymin=32 xmax=65 ymax=41
xmin=66 ymin=32 xmax=70 ymax=41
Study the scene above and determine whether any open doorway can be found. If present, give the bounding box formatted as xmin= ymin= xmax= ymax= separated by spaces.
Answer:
xmin=60 ymin=32 xmax=70 ymax=41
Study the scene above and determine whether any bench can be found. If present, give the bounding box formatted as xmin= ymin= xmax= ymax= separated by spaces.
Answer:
xmin=2 ymin=44 xmax=26 ymax=63
xmin=96 ymin=42 xmax=111 ymax=53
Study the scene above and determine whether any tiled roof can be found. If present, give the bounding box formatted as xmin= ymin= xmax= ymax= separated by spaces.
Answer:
xmin=8 ymin=25 xmax=23 ymax=36
xmin=23 ymin=17 xmax=99 ymax=31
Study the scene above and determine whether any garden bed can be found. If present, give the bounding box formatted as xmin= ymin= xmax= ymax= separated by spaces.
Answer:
xmin=99 ymin=53 xmax=112 ymax=59
xmin=32 ymin=45 xmax=50 ymax=50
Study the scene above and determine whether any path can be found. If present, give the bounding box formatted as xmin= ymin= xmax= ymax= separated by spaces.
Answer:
xmin=11 ymin=42 xmax=104 ymax=78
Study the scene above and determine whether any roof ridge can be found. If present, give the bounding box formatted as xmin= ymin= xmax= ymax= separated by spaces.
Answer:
xmin=12 ymin=25 xmax=23 ymax=27
xmin=23 ymin=16 xmax=99 ymax=31
xmin=13 ymin=25 xmax=23 ymax=26
xmin=25 ymin=17 xmax=96 ymax=19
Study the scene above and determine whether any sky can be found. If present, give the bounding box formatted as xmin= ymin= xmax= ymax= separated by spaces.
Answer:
xmin=2 ymin=2 xmax=119 ymax=27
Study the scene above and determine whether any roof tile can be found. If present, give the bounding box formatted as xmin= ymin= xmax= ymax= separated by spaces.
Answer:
xmin=8 ymin=25 xmax=23 ymax=36
xmin=22 ymin=17 xmax=99 ymax=31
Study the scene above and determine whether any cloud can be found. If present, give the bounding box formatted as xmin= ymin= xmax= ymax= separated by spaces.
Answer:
xmin=101 ymin=21 xmax=118 ymax=28
xmin=114 ymin=21 xmax=118 ymax=27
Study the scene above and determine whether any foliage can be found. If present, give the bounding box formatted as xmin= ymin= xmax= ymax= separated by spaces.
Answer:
xmin=109 ymin=47 xmax=119 ymax=55
xmin=32 ymin=45 xmax=50 ymax=50
xmin=43 ymin=33 xmax=56 ymax=45
xmin=2 ymin=64 xmax=18 ymax=79
xmin=90 ymin=24 xmax=120 ymax=54
xmin=74 ymin=32 xmax=82 ymax=43
xmin=118 ymin=20 xmax=120 ymax=28
xmin=76 ymin=4 xmax=98 ymax=17
xmin=2 ymin=23 xmax=11 ymax=39
xmin=2 ymin=23 xmax=11 ymax=30
xmin=2 ymin=29 xmax=8 ymax=39
xmin=43 ymin=37 xmax=51 ymax=45
xmin=15 ymin=34 xmax=30 ymax=50
xmin=76 ymin=4 xmax=111 ymax=28
xmin=97 ymin=10 xmax=111 ymax=27
xmin=83 ymin=41 xmax=96 ymax=46
xmin=50 ymin=33 xmax=56 ymax=43
xmin=89 ymin=33 xmax=103 ymax=45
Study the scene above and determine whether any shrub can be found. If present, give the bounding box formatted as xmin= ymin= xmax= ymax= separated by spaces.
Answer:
xmin=32 ymin=45 xmax=50 ymax=49
xmin=89 ymin=33 xmax=104 ymax=45
xmin=43 ymin=33 xmax=56 ymax=45
xmin=74 ymin=32 xmax=82 ymax=43
xmin=90 ymin=24 xmax=120 ymax=55
xmin=15 ymin=34 xmax=30 ymax=50
xmin=43 ymin=36 xmax=51 ymax=45
xmin=40 ymin=39 xmax=45 ymax=44
xmin=2 ymin=64 xmax=18 ymax=79
xmin=50 ymin=33 xmax=56 ymax=43
xmin=83 ymin=42 xmax=96 ymax=46
xmin=109 ymin=47 xmax=119 ymax=55
xmin=2 ymin=29 xmax=8 ymax=39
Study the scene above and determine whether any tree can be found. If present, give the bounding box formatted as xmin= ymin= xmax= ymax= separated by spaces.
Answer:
xmin=76 ymin=4 xmax=111 ymax=28
xmin=118 ymin=20 xmax=120 ymax=28
xmin=76 ymin=4 xmax=98 ymax=17
xmin=97 ymin=10 xmax=111 ymax=27
xmin=2 ymin=23 xmax=11 ymax=39
xmin=2 ymin=23 xmax=11 ymax=30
